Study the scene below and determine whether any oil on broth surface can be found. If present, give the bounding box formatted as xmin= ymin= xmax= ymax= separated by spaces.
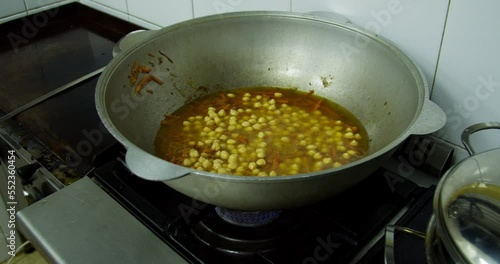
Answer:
xmin=155 ymin=87 xmax=369 ymax=176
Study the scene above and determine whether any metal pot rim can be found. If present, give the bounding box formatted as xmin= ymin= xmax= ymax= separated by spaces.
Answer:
xmin=95 ymin=11 xmax=444 ymax=182
xmin=432 ymin=146 xmax=500 ymax=263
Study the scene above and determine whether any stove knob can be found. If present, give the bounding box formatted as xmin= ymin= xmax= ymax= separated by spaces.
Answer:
xmin=17 ymin=163 xmax=41 ymax=184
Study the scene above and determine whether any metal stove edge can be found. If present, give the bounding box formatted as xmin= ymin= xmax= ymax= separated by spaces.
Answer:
xmin=16 ymin=176 xmax=187 ymax=264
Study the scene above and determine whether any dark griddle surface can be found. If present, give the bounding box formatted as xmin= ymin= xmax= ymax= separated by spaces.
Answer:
xmin=0 ymin=3 xmax=142 ymax=175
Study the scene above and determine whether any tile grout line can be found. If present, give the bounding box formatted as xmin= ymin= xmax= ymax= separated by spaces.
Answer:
xmin=22 ymin=0 xmax=29 ymax=14
xmin=124 ymin=0 xmax=130 ymax=23
xmin=429 ymin=0 xmax=452 ymax=99
xmin=191 ymin=0 xmax=195 ymax=19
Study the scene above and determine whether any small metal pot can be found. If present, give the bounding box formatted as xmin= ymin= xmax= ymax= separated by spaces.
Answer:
xmin=385 ymin=122 xmax=500 ymax=263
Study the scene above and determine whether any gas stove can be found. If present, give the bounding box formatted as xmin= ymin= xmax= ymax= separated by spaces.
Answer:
xmin=0 ymin=3 xmax=454 ymax=264
xmin=90 ymin=144 xmax=437 ymax=264
xmin=12 ymin=141 xmax=443 ymax=264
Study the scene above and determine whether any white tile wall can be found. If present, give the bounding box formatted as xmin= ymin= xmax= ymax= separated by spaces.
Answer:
xmin=431 ymin=0 xmax=500 ymax=153
xmin=80 ymin=0 xmax=128 ymax=22
xmin=192 ymin=0 xmax=290 ymax=18
xmin=91 ymin=0 xmax=127 ymax=13
xmin=25 ymin=0 xmax=68 ymax=10
xmin=1 ymin=0 xmax=499 ymax=154
xmin=128 ymin=15 xmax=161 ymax=30
xmin=128 ymin=0 xmax=193 ymax=27
xmin=0 ymin=1 xmax=26 ymax=19
xmin=26 ymin=0 xmax=76 ymax=15
xmin=292 ymin=0 xmax=449 ymax=91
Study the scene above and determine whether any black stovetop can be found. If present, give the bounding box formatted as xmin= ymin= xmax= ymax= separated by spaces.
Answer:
xmin=0 ymin=3 xmax=141 ymax=177
xmin=1 ymin=5 xmax=440 ymax=263
xmin=92 ymin=144 xmax=435 ymax=264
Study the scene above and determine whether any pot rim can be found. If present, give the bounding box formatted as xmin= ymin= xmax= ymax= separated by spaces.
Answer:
xmin=432 ymin=146 xmax=500 ymax=263
xmin=95 ymin=11 xmax=438 ymax=182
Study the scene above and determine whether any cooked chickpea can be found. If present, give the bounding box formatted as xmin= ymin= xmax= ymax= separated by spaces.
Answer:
xmin=238 ymin=147 xmax=247 ymax=154
xmin=157 ymin=88 xmax=367 ymax=176
xmin=306 ymin=144 xmax=316 ymax=150
xmin=220 ymin=150 xmax=230 ymax=160
xmin=258 ymin=142 xmax=267 ymax=148
xmin=248 ymin=162 xmax=257 ymax=170
xmin=313 ymin=152 xmax=323 ymax=160
xmin=344 ymin=132 xmax=354 ymax=139
xmin=212 ymin=162 xmax=222 ymax=170
xmin=202 ymin=159 xmax=212 ymax=169
xmin=227 ymin=154 xmax=239 ymax=163
xmin=211 ymin=141 xmax=221 ymax=151
xmin=189 ymin=149 xmax=199 ymax=158
xmin=347 ymin=150 xmax=357 ymax=156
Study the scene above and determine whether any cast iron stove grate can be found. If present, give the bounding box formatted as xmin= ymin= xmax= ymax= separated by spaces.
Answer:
xmin=92 ymin=144 xmax=433 ymax=263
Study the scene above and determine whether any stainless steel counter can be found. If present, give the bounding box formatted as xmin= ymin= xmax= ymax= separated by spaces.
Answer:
xmin=17 ymin=177 xmax=187 ymax=264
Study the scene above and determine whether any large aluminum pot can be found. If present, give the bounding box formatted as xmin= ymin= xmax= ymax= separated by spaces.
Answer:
xmin=95 ymin=11 xmax=445 ymax=211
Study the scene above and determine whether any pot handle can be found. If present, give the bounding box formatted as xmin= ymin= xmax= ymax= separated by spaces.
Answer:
xmin=384 ymin=225 xmax=426 ymax=264
xmin=112 ymin=29 xmax=157 ymax=57
xmin=461 ymin=121 xmax=500 ymax=155
xmin=125 ymin=146 xmax=192 ymax=181
xmin=408 ymin=99 xmax=446 ymax=135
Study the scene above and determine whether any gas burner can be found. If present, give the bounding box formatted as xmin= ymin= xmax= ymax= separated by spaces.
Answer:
xmin=190 ymin=209 xmax=301 ymax=256
xmin=215 ymin=207 xmax=281 ymax=227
